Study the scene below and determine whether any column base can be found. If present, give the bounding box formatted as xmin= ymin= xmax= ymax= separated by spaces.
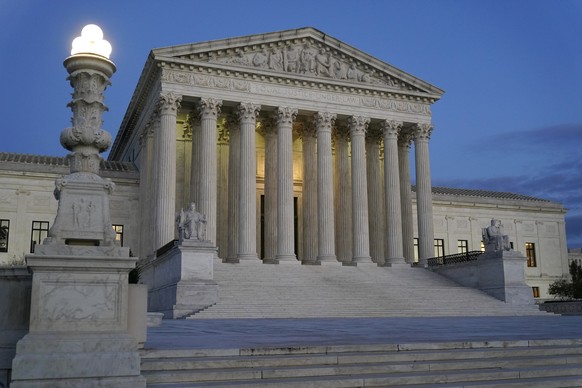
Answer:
xmin=385 ymin=256 xmax=407 ymax=266
xmin=237 ymin=253 xmax=261 ymax=261
xmin=352 ymin=256 xmax=373 ymax=265
xmin=276 ymin=254 xmax=297 ymax=262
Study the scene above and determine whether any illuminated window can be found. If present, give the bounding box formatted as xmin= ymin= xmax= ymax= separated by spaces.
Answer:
xmin=413 ymin=238 xmax=419 ymax=261
xmin=31 ymin=221 xmax=49 ymax=253
xmin=434 ymin=239 xmax=445 ymax=258
xmin=112 ymin=225 xmax=124 ymax=246
xmin=457 ymin=240 xmax=468 ymax=254
xmin=480 ymin=241 xmax=485 ymax=252
xmin=0 ymin=219 xmax=9 ymax=252
xmin=532 ymin=287 xmax=540 ymax=298
xmin=526 ymin=242 xmax=536 ymax=267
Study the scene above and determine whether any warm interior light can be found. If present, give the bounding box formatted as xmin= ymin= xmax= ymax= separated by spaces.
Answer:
xmin=70 ymin=24 xmax=112 ymax=59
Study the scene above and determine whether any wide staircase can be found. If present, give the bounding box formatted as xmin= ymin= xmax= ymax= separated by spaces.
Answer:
xmin=188 ymin=260 xmax=543 ymax=319
xmin=142 ymin=340 xmax=582 ymax=387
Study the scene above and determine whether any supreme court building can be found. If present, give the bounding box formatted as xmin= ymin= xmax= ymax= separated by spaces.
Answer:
xmin=0 ymin=28 xmax=570 ymax=298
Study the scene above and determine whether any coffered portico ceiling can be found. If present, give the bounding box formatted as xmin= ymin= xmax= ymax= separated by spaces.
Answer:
xmin=111 ymin=27 xmax=444 ymax=157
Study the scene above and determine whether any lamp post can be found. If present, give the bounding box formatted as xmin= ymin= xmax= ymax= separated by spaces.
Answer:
xmin=10 ymin=25 xmax=145 ymax=387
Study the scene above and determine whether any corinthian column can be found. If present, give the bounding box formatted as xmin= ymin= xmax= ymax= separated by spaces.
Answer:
xmin=366 ymin=125 xmax=385 ymax=265
xmin=153 ymin=92 xmax=181 ymax=250
xmin=334 ymin=124 xmax=352 ymax=263
xmin=138 ymin=121 xmax=155 ymax=257
xmin=381 ymin=120 xmax=405 ymax=265
xmin=237 ymin=102 xmax=261 ymax=261
xmin=275 ymin=107 xmax=298 ymax=263
xmin=315 ymin=112 xmax=339 ymax=264
xmin=413 ymin=123 xmax=435 ymax=266
xmin=259 ymin=117 xmax=278 ymax=262
xmin=196 ymin=98 xmax=222 ymax=245
xmin=299 ymin=121 xmax=318 ymax=264
xmin=226 ymin=116 xmax=241 ymax=262
xmin=348 ymin=116 xmax=372 ymax=264
xmin=398 ymin=130 xmax=415 ymax=263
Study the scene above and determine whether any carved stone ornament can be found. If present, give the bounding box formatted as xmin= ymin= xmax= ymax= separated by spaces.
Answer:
xmin=274 ymin=107 xmax=298 ymax=127
xmin=313 ymin=112 xmax=336 ymax=134
xmin=413 ymin=122 xmax=433 ymax=141
xmin=381 ymin=120 xmax=403 ymax=140
xmin=398 ymin=130 xmax=413 ymax=149
xmin=197 ymin=97 xmax=222 ymax=120
xmin=158 ymin=92 xmax=182 ymax=115
xmin=208 ymin=39 xmax=408 ymax=90
xmin=348 ymin=116 xmax=370 ymax=135
xmin=237 ymin=102 xmax=261 ymax=123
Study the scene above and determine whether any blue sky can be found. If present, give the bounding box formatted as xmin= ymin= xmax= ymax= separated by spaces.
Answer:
xmin=1 ymin=0 xmax=581 ymax=246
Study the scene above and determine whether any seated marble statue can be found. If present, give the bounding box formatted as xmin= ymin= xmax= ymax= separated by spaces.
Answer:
xmin=482 ymin=219 xmax=512 ymax=252
xmin=176 ymin=202 xmax=207 ymax=241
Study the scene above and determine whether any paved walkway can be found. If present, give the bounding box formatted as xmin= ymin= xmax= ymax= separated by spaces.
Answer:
xmin=145 ymin=315 xmax=582 ymax=350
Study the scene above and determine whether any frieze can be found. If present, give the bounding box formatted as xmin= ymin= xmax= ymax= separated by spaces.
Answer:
xmin=206 ymin=40 xmax=408 ymax=90
xmin=162 ymin=69 xmax=431 ymax=116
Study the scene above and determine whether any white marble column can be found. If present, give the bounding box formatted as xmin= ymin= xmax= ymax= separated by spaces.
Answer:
xmin=314 ymin=112 xmax=339 ymax=264
xmin=226 ymin=116 xmax=241 ymax=262
xmin=138 ymin=118 xmax=155 ymax=257
xmin=237 ymin=102 xmax=261 ymax=261
xmin=381 ymin=120 xmax=405 ymax=265
xmin=275 ymin=107 xmax=298 ymax=263
xmin=334 ymin=124 xmax=352 ymax=263
xmin=398 ymin=130 xmax=415 ymax=263
xmin=189 ymin=110 xmax=200 ymax=211
xmin=153 ymin=92 xmax=181 ymax=250
xmin=348 ymin=116 xmax=372 ymax=264
xmin=300 ymin=121 xmax=318 ymax=264
xmin=217 ymin=120 xmax=229 ymax=259
xmin=366 ymin=126 xmax=385 ymax=265
xmin=196 ymin=98 xmax=222 ymax=245
xmin=260 ymin=117 xmax=278 ymax=262
xmin=413 ymin=123 xmax=435 ymax=266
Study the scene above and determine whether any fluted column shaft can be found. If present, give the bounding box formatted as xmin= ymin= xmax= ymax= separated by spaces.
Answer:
xmin=381 ymin=120 xmax=405 ymax=265
xmin=217 ymin=122 xmax=229 ymax=259
xmin=334 ymin=125 xmax=352 ymax=263
xmin=138 ymin=123 xmax=154 ymax=257
xmin=398 ymin=131 xmax=415 ymax=263
xmin=196 ymin=98 xmax=222 ymax=244
xmin=275 ymin=107 xmax=298 ymax=262
xmin=261 ymin=118 xmax=278 ymax=261
xmin=301 ymin=122 xmax=318 ymax=264
xmin=414 ymin=123 xmax=435 ymax=266
xmin=154 ymin=92 xmax=181 ymax=250
xmin=366 ymin=127 xmax=385 ymax=264
xmin=226 ymin=117 xmax=240 ymax=261
xmin=237 ymin=103 xmax=261 ymax=261
xmin=189 ymin=112 xmax=200 ymax=211
xmin=315 ymin=112 xmax=337 ymax=263
xmin=349 ymin=116 xmax=372 ymax=264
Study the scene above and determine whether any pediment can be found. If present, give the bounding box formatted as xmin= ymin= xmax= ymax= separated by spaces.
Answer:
xmin=152 ymin=27 xmax=444 ymax=98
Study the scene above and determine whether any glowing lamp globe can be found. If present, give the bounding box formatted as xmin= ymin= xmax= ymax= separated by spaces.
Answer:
xmin=71 ymin=24 xmax=112 ymax=59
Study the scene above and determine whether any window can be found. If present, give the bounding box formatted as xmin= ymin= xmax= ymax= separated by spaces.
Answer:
xmin=457 ymin=240 xmax=468 ymax=254
xmin=31 ymin=221 xmax=49 ymax=253
xmin=434 ymin=239 xmax=445 ymax=258
xmin=480 ymin=241 xmax=485 ymax=252
xmin=413 ymin=238 xmax=419 ymax=261
xmin=112 ymin=225 xmax=124 ymax=246
xmin=0 ymin=219 xmax=9 ymax=252
xmin=525 ymin=242 xmax=536 ymax=267
xmin=532 ymin=287 xmax=540 ymax=298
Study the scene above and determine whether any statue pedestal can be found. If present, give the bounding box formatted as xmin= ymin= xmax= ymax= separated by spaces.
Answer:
xmin=10 ymin=245 xmax=145 ymax=387
xmin=142 ymin=239 xmax=219 ymax=319
xmin=478 ymin=250 xmax=534 ymax=304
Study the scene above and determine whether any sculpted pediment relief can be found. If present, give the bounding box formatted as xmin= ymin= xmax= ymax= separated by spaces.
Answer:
xmin=206 ymin=40 xmax=405 ymax=90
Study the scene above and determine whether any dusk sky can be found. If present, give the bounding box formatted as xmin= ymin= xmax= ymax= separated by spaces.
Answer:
xmin=1 ymin=0 xmax=581 ymax=247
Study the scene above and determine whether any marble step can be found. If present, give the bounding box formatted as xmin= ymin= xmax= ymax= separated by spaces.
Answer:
xmin=142 ymin=343 xmax=582 ymax=386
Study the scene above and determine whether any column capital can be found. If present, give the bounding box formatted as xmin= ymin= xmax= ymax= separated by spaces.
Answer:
xmin=398 ymin=129 xmax=414 ymax=149
xmin=158 ymin=92 xmax=182 ymax=115
xmin=348 ymin=116 xmax=370 ymax=136
xmin=366 ymin=124 xmax=383 ymax=145
xmin=274 ymin=106 xmax=298 ymax=127
xmin=257 ymin=116 xmax=276 ymax=136
xmin=313 ymin=112 xmax=337 ymax=134
xmin=381 ymin=119 xmax=403 ymax=140
xmin=237 ymin=102 xmax=261 ymax=123
xmin=197 ymin=97 xmax=222 ymax=119
xmin=296 ymin=120 xmax=317 ymax=139
xmin=413 ymin=122 xmax=433 ymax=141
xmin=334 ymin=122 xmax=351 ymax=142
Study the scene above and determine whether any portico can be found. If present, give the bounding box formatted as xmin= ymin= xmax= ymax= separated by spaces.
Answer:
xmin=110 ymin=27 xmax=444 ymax=266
